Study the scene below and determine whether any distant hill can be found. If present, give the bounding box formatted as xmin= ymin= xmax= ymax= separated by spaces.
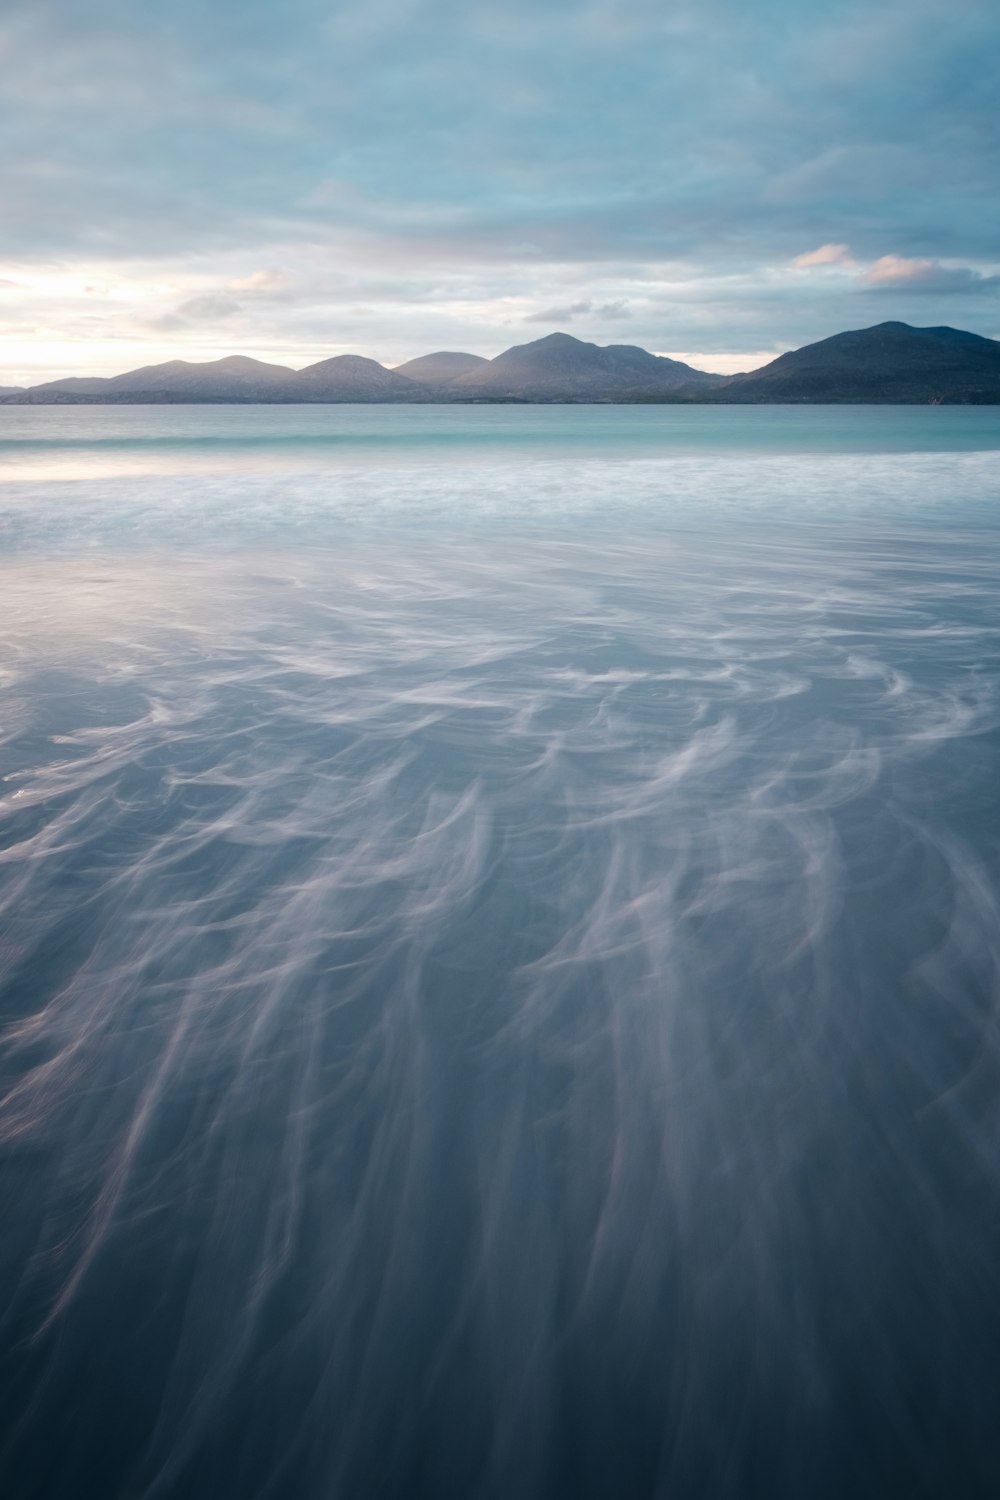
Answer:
xmin=15 ymin=355 xmax=297 ymax=404
xmin=2 ymin=324 xmax=998 ymax=404
xmin=0 ymin=385 xmax=24 ymax=396
xmin=449 ymin=332 xmax=712 ymax=400
xmin=293 ymin=355 xmax=430 ymax=401
xmin=691 ymin=323 xmax=1000 ymax=404
xmin=9 ymin=354 xmax=430 ymax=404
xmin=394 ymin=352 xmax=489 ymax=384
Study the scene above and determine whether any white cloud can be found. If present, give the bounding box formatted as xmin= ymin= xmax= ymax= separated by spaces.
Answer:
xmin=231 ymin=269 xmax=288 ymax=292
xmin=791 ymin=243 xmax=856 ymax=269
xmin=862 ymin=253 xmax=935 ymax=284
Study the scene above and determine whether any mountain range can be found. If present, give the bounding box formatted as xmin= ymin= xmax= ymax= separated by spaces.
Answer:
xmin=3 ymin=323 xmax=999 ymax=405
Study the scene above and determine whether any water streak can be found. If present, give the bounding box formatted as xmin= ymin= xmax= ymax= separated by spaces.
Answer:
xmin=2 ymin=430 xmax=1000 ymax=1498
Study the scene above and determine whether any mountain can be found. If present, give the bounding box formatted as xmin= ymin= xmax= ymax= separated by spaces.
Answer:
xmin=5 ymin=352 xmax=430 ymax=404
xmin=0 ymin=385 xmax=24 ymax=396
xmin=393 ymin=351 xmax=489 ymax=384
xmin=449 ymin=332 xmax=713 ymax=400
xmin=695 ymin=322 xmax=1000 ymax=404
xmin=292 ymin=355 xmax=429 ymax=401
xmin=14 ymin=355 xmax=297 ymax=404
xmin=3 ymin=324 xmax=998 ymax=404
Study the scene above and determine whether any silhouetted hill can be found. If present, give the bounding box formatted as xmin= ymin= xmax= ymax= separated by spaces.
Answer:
xmin=692 ymin=323 xmax=1000 ymax=404
xmin=15 ymin=356 xmax=297 ymax=403
xmin=0 ymin=385 xmax=24 ymax=396
xmin=394 ymin=352 xmax=489 ymax=384
xmin=450 ymin=332 xmax=712 ymax=400
xmin=3 ymin=324 xmax=998 ymax=404
xmin=292 ymin=355 xmax=429 ymax=401
xmin=7 ymin=353 xmax=430 ymax=404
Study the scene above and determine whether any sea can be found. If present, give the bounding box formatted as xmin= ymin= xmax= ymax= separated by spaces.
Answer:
xmin=2 ymin=403 xmax=1000 ymax=1499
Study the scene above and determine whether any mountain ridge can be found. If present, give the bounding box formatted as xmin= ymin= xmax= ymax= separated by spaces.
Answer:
xmin=3 ymin=324 xmax=999 ymax=404
xmin=685 ymin=322 xmax=1000 ymax=404
xmin=446 ymin=332 xmax=714 ymax=400
xmin=394 ymin=351 xmax=490 ymax=384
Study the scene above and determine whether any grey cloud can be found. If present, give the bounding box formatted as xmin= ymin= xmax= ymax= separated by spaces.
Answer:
xmin=860 ymin=259 xmax=1000 ymax=296
xmin=145 ymin=313 xmax=189 ymax=333
xmin=524 ymin=300 xmax=595 ymax=322
xmin=143 ymin=295 xmax=243 ymax=333
xmin=524 ymin=299 xmax=630 ymax=323
xmin=175 ymin=295 xmax=244 ymax=319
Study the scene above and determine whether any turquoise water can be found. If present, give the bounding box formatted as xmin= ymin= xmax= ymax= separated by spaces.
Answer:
xmin=2 ymin=401 xmax=1000 ymax=480
xmin=2 ymin=407 xmax=1000 ymax=1499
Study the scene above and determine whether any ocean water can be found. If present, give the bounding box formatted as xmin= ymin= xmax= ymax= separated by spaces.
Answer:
xmin=2 ymin=405 xmax=1000 ymax=1499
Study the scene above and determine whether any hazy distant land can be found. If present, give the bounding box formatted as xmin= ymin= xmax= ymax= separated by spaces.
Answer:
xmin=4 ymin=322 xmax=1000 ymax=406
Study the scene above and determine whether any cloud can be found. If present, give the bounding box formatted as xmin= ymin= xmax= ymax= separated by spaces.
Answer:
xmin=144 ymin=291 xmax=244 ymax=334
xmin=3 ymin=0 xmax=1000 ymax=380
xmin=145 ymin=313 xmax=189 ymax=334
xmin=792 ymin=244 xmax=855 ymax=269
xmin=175 ymin=294 xmax=243 ymax=319
xmin=863 ymin=254 xmax=935 ymax=284
xmin=524 ymin=298 xmax=630 ymax=322
xmin=231 ymin=269 xmax=287 ymax=292
xmin=524 ymin=300 xmax=592 ymax=322
xmin=766 ymin=145 xmax=921 ymax=207
xmin=861 ymin=255 xmax=1000 ymax=294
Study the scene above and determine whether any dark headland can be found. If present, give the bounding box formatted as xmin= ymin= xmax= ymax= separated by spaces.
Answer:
xmin=4 ymin=322 xmax=1000 ymax=405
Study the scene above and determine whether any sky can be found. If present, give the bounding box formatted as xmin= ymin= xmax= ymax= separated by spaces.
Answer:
xmin=1 ymin=0 xmax=998 ymax=384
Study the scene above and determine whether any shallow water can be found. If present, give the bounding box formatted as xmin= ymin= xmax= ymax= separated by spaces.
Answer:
xmin=2 ymin=407 xmax=1000 ymax=1499
xmin=3 ymin=400 xmax=1000 ymax=481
